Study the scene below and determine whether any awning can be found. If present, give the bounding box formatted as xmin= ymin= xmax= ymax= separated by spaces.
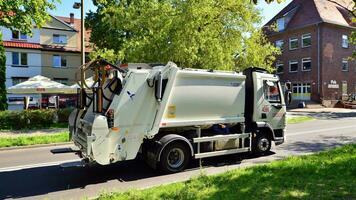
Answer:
xmin=8 ymin=75 xmax=73 ymax=94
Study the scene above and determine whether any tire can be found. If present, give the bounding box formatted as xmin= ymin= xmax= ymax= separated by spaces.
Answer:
xmin=253 ymin=133 xmax=271 ymax=156
xmin=159 ymin=142 xmax=190 ymax=173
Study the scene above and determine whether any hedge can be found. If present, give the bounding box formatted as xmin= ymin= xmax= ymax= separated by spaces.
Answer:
xmin=0 ymin=108 xmax=74 ymax=130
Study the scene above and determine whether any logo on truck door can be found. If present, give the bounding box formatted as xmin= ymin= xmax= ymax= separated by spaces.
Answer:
xmin=127 ymin=91 xmax=135 ymax=100
xmin=262 ymin=105 xmax=270 ymax=113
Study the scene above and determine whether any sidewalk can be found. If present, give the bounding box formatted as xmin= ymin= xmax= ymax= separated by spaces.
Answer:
xmin=288 ymin=107 xmax=356 ymax=120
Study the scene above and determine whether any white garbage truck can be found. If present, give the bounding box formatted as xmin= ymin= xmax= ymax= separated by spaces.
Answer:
xmin=69 ymin=60 xmax=287 ymax=173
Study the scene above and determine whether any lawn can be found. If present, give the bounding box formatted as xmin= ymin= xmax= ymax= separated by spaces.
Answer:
xmin=0 ymin=131 xmax=70 ymax=148
xmin=287 ymin=116 xmax=314 ymax=124
xmin=98 ymin=144 xmax=356 ymax=200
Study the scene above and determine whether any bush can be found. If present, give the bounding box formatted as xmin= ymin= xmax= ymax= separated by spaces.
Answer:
xmin=0 ymin=109 xmax=56 ymax=130
xmin=57 ymin=108 xmax=74 ymax=123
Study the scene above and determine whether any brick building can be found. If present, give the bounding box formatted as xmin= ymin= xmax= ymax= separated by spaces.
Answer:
xmin=264 ymin=0 xmax=355 ymax=106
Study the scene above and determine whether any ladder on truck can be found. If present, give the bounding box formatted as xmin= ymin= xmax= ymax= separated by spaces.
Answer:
xmin=193 ymin=126 xmax=252 ymax=159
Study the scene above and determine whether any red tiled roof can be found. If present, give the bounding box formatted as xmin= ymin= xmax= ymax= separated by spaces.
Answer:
xmin=3 ymin=41 xmax=42 ymax=49
xmin=263 ymin=0 xmax=355 ymax=35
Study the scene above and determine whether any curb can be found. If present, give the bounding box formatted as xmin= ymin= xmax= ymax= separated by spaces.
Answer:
xmin=0 ymin=142 xmax=73 ymax=151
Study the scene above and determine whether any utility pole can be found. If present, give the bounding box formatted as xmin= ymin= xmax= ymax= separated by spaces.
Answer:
xmin=73 ymin=1 xmax=85 ymax=88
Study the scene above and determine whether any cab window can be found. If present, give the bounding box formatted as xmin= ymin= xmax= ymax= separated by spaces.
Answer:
xmin=264 ymin=81 xmax=281 ymax=103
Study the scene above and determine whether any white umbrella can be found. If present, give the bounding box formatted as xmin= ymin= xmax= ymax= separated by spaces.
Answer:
xmin=8 ymin=75 xmax=71 ymax=94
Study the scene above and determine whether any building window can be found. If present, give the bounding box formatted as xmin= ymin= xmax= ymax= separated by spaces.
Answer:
xmin=53 ymin=34 xmax=67 ymax=44
xmin=12 ymin=52 xmax=28 ymax=66
xmin=289 ymin=38 xmax=298 ymax=50
xmin=289 ymin=60 xmax=298 ymax=72
xmin=302 ymin=33 xmax=311 ymax=48
xmin=276 ymin=17 xmax=285 ymax=32
xmin=53 ymin=55 xmax=67 ymax=68
xmin=276 ymin=62 xmax=284 ymax=74
xmin=302 ymin=58 xmax=312 ymax=71
xmin=12 ymin=77 xmax=29 ymax=85
xmin=342 ymin=35 xmax=349 ymax=48
xmin=54 ymin=78 xmax=69 ymax=85
xmin=342 ymin=58 xmax=348 ymax=71
xmin=275 ymin=40 xmax=284 ymax=51
xmin=12 ymin=30 xmax=27 ymax=40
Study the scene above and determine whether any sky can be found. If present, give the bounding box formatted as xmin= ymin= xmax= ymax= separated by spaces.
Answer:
xmin=51 ymin=0 xmax=292 ymax=26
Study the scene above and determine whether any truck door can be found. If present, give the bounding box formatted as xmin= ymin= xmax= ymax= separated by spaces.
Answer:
xmin=255 ymin=77 xmax=286 ymax=131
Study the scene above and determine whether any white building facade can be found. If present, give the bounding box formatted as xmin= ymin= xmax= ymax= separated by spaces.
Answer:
xmin=1 ymin=27 xmax=42 ymax=110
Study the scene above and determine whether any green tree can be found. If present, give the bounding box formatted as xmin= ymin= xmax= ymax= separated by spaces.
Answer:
xmin=0 ymin=33 xmax=5 ymax=110
xmin=0 ymin=0 xmax=57 ymax=110
xmin=87 ymin=0 xmax=280 ymax=72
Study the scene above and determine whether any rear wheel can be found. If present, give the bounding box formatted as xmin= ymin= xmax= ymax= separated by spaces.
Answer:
xmin=159 ymin=142 xmax=190 ymax=173
xmin=253 ymin=133 xmax=271 ymax=156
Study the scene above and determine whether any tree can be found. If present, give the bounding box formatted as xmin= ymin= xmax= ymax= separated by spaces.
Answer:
xmin=0 ymin=0 xmax=57 ymax=110
xmin=87 ymin=0 xmax=280 ymax=72
xmin=0 ymin=33 xmax=5 ymax=110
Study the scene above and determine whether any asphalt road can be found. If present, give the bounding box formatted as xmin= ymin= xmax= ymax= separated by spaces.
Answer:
xmin=0 ymin=114 xmax=355 ymax=200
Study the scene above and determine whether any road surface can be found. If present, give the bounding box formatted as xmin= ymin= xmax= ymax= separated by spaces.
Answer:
xmin=0 ymin=115 xmax=355 ymax=200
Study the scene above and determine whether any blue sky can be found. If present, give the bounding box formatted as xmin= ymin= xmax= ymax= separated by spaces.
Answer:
xmin=51 ymin=0 xmax=292 ymax=26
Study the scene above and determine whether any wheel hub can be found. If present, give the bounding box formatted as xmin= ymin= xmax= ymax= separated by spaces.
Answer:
xmin=167 ymin=148 xmax=184 ymax=168
xmin=258 ymin=138 xmax=270 ymax=152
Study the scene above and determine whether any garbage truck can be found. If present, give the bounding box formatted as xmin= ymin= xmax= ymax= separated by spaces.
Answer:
xmin=68 ymin=60 xmax=287 ymax=173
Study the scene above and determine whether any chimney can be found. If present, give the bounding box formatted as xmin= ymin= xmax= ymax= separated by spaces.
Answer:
xmin=70 ymin=13 xmax=74 ymax=25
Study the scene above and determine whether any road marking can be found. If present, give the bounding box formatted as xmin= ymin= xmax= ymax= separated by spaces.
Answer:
xmin=287 ymin=125 xmax=356 ymax=136
xmin=0 ymin=159 xmax=81 ymax=172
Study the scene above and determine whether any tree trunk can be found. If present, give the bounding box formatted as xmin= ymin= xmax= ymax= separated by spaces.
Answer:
xmin=0 ymin=32 xmax=8 ymax=110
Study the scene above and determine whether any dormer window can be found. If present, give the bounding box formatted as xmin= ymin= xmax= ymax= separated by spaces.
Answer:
xmin=277 ymin=17 xmax=285 ymax=32
xmin=53 ymin=34 xmax=67 ymax=44
xmin=12 ymin=30 xmax=27 ymax=40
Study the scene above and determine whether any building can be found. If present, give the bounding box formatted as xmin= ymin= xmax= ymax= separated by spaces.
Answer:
xmin=264 ymin=0 xmax=355 ymax=106
xmin=1 ymin=14 xmax=90 ymax=110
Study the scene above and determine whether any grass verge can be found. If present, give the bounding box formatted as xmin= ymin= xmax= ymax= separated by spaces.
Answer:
xmin=98 ymin=144 xmax=356 ymax=200
xmin=287 ymin=115 xmax=314 ymax=124
xmin=0 ymin=131 xmax=69 ymax=148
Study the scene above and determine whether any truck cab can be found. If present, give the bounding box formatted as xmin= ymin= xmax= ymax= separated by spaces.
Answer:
xmin=244 ymin=68 xmax=286 ymax=153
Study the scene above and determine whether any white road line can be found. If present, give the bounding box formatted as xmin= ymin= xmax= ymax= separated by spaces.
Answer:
xmin=0 ymin=159 xmax=81 ymax=172
xmin=287 ymin=125 xmax=356 ymax=136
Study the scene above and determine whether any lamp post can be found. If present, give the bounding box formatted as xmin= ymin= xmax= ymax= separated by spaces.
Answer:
xmin=73 ymin=0 xmax=85 ymax=88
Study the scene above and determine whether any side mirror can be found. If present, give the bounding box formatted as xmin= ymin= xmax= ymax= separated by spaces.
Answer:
xmin=285 ymin=91 xmax=292 ymax=105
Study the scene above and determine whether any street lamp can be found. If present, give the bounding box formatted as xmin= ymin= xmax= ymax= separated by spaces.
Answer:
xmin=73 ymin=1 xmax=85 ymax=66
xmin=73 ymin=0 xmax=85 ymax=89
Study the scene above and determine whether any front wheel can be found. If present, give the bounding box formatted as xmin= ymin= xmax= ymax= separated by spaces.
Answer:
xmin=159 ymin=142 xmax=190 ymax=173
xmin=253 ymin=133 xmax=271 ymax=156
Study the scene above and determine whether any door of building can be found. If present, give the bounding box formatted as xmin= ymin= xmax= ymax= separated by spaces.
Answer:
xmin=292 ymin=83 xmax=311 ymax=101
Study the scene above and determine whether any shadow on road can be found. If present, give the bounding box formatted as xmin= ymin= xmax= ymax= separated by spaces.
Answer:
xmin=0 ymin=159 xmax=156 ymax=199
xmin=280 ymin=135 xmax=355 ymax=154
